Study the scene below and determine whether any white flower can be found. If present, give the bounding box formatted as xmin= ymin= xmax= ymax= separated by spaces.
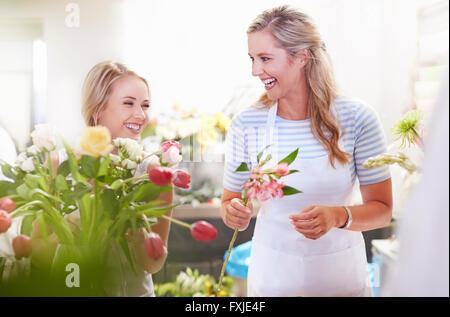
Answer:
xmin=20 ymin=157 xmax=35 ymax=172
xmin=122 ymin=158 xmax=137 ymax=170
xmin=27 ymin=145 xmax=40 ymax=156
xmin=162 ymin=146 xmax=182 ymax=168
xmin=109 ymin=154 xmax=121 ymax=165
xmin=147 ymin=155 xmax=161 ymax=169
xmin=30 ymin=124 xmax=57 ymax=151
xmin=16 ymin=152 xmax=28 ymax=164
xmin=113 ymin=138 xmax=143 ymax=162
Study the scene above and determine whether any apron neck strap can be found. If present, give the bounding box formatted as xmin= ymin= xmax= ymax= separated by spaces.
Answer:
xmin=264 ymin=102 xmax=278 ymax=149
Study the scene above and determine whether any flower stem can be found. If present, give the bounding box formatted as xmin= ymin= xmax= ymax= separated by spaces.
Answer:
xmin=218 ymin=197 xmax=248 ymax=291
xmin=218 ymin=228 xmax=238 ymax=291
xmin=160 ymin=214 xmax=192 ymax=230
xmin=142 ymin=151 xmax=161 ymax=161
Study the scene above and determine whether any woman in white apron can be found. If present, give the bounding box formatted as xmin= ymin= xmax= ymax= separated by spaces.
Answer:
xmin=221 ymin=6 xmax=392 ymax=297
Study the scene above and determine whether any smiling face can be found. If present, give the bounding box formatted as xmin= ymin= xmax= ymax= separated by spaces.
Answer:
xmin=96 ymin=75 xmax=150 ymax=140
xmin=248 ymin=30 xmax=306 ymax=101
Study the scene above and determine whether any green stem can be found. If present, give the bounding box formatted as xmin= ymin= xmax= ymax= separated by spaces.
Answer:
xmin=218 ymin=196 xmax=248 ymax=291
xmin=141 ymin=213 xmax=152 ymax=233
xmin=10 ymin=200 xmax=43 ymax=217
xmin=218 ymin=228 xmax=238 ymax=291
xmin=123 ymin=174 xmax=148 ymax=184
xmin=160 ymin=214 xmax=192 ymax=230
xmin=142 ymin=150 xmax=161 ymax=161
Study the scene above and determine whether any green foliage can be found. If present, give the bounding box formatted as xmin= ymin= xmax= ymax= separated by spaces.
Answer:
xmin=154 ymin=267 xmax=234 ymax=297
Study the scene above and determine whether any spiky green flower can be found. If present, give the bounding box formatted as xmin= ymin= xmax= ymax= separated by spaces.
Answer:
xmin=391 ymin=109 xmax=424 ymax=148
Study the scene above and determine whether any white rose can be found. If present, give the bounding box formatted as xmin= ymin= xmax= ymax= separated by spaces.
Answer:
xmin=20 ymin=157 xmax=35 ymax=172
xmin=27 ymin=145 xmax=40 ymax=155
xmin=147 ymin=155 xmax=161 ymax=169
xmin=122 ymin=158 xmax=137 ymax=170
xmin=110 ymin=154 xmax=121 ymax=165
xmin=30 ymin=124 xmax=57 ymax=151
xmin=162 ymin=146 xmax=182 ymax=168
xmin=114 ymin=138 xmax=143 ymax=162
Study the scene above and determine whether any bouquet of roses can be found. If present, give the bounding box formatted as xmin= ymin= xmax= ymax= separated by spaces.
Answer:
xmin=218 ymin=146 xmax=302 ymax=291
xmin=0 ymin=124 xmax=217 ymax=295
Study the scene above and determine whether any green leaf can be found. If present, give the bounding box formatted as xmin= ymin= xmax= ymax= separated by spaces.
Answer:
xmin=256 ymin=145 xmax=271 ymax=164
xmin=287 ymin=169 xmax=299 ymax=175
xmin=131 ymin=182 xmax=161 ymax=203
xmin=281 ymin=185 xmax=303 ymax=196
xmin=102 ymin=189 xmax=120 ymax=218
xmin=55 ymin=175 xmax=68 ymax=191
xmin=278 ymin=148 xmax=299 ymax=166
xmin=80 ymin=155 xmax=100 ymax=179
xmin=0 ymin=180 xmax=17 ymax=197
xmin=20 ymin=215 xmax=35 ymax=236
xmin=24 ymin=174 xmax=40 ymax=188
xmin=36 ymin=213 xmax=49 ymax=244
xmin=16 ymin=183 xmax=31 ymax=200
xmin=117 ymin=237 xmax=137 ymax=274
xmin=57 ymin=160 xmax=70 ymax=177
xmin=62 ymin=138 xmax=86 ymax=184
xmin=1 ymin=163 xmax=16 ymax=181
xmin=259 ymin=154 xmax=272 ymax=167
xmin=97 ymin=155 xmax=111 ymax=178
xmin=141 ymin=203 xmax=180 ymax=217
xmin=235 ymin=162 xmax=249 ymax=172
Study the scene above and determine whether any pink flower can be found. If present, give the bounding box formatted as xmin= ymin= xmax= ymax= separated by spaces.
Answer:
xmin=12 ymin=235 xmax=32 ymax=259
xmin=0 ymin=198 xmax=15 ymax=213
xmin=191 ymin=221 xmax=218 ymax=242
xmin=148 ymin=167 xmax=174 ymax=186
xmin=268 ymin=181 xmax=284 ymax=198
xmin=256 ymin=182 xmax=272 ymax=201
xmin=0 ymin=210 xmax=12 ymax=233
xmin=173 ymin=169 xmax=191 ymax=189
xmin=274 ymin=163 xmax=289 ymax=176
xmin=243 ymin=181 xmax=261 ymax=199
xmin=144 ymin=232 xmax=166 ymax=260
xmin=250 ymin=167 xmax=264 ymax=180
xmin=161 ymin=140 xmax=181 ymax=152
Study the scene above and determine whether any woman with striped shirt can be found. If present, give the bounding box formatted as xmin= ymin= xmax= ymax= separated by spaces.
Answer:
xmin=221 ymin=6 xmax=392 ymax=297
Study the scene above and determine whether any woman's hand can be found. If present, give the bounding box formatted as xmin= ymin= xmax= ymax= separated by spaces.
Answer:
xmin=222 ymin=198 xmax=253 ymax=231
xmin=289 ymin=205 xmax=347 ymax=240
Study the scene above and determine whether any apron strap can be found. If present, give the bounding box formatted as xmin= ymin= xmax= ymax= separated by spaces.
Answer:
xmin=264 ymin=102 xmax=278 ymax=150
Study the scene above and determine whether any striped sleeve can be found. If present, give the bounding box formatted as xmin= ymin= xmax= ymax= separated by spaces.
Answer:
xmin=223 ymin=113 xmax=250 ymax=193
xmin=353 ymin=103 xmax=391 ymax=185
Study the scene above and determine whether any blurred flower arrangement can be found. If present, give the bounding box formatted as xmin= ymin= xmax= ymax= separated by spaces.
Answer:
xmin=363 ymin=109 xmax=425 ymax=218
xmin=141 ymin=104 xmax=231 ymax=153
xmin=0 ymin=124 xmax=218 ymax=295
xmin=154 ymin=267 xmax=233 ymax=297
xmin=218 ymin=145 xmax=302 ymax=290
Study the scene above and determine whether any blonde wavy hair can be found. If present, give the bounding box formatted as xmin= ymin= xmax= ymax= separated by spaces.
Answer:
xmin=81 ymin=61 xmax=150 ymax=127
xmin=248 ymin=5 xmax=349 ymax=167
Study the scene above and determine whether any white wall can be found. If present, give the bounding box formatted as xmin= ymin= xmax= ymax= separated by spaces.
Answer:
xmin=0 ymin=0 xmax=438 ymax=146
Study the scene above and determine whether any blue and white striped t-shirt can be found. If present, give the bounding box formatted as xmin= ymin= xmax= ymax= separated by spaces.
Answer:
xmin=223 ymin=96 xmax=391 ymax=193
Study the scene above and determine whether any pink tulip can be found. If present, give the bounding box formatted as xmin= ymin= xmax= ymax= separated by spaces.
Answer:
xmin=148 ymin=167 xmax=174 ymax=186
xmin=144 ymin=232 xmax=166 ymax=260
xmin=250 ymin=167 xmax=264 ymax=180
xmin=0 ymin=210 xmax=12 ymax=233
xmin=0 ymin=198 xmax=15 ymax=213
xmin=191 ymin=221 xmax=218 ymax=242
xmin=173 ymin=169 xmax=191 ymax=189
xmin=12 ymin=235 xmax=32 ymax=259
xmin=161 ymin=140 xmax=181 ymax=152
xmin=274 ymin=162 xmax=289 ymax=176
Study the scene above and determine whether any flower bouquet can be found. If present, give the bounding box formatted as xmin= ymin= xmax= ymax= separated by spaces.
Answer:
xmin=0 ymin=125 xmax=218 ymax=296
xmin=218 ymin=145 xmax=302 ymax=291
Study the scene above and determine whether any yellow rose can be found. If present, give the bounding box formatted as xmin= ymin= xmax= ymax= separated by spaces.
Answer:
xmin=78 ymin=126 xmax=114 ymax=157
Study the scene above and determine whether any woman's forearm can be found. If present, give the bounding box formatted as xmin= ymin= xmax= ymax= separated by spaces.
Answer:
xmin=334 ymin=200 xmax=392 ymax=232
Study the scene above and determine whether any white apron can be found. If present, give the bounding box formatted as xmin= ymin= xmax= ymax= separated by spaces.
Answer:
xmin=247 ymin=103 xmax=371 ymax=297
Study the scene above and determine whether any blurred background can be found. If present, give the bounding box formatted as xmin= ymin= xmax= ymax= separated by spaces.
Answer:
xmin=0 ymin=0 xmax=448 ymax=296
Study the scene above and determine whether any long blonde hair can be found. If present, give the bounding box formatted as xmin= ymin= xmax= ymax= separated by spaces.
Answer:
xmin=248 ymin=5 xmax=349 ymax=167
xmin=81 ymin=61 xmax=150 ymax=127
